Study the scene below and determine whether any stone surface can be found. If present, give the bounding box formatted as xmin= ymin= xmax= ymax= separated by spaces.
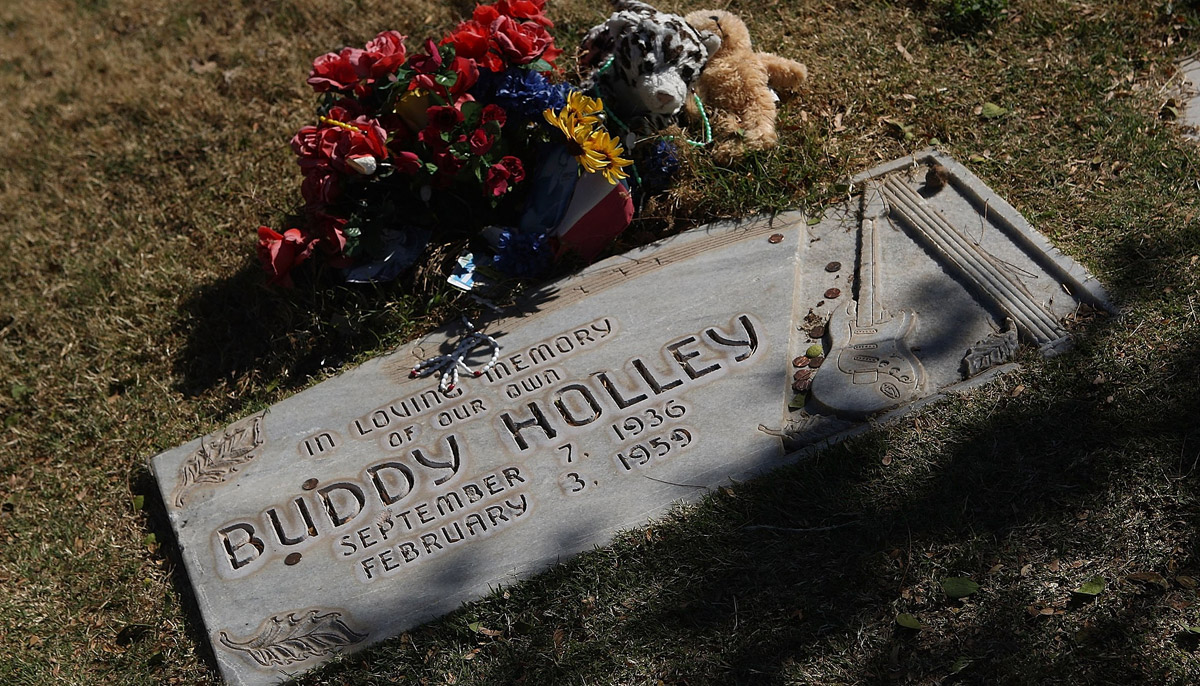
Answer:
xmin=151 ymin=152 xmax=1114 ymax=684
xmin=152 ymin=215 xmax=805 ymax=686
xmin=1180 ymin=57 xmax=1200 ymax=139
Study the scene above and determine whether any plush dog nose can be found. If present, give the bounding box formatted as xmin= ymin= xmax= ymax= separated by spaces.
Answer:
xmin=655 ymin=90 xmax=677 ymax=106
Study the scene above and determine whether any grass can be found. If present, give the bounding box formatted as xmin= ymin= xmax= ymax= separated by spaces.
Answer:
xmin=0 ymin=0 xmax=1198 ymax=683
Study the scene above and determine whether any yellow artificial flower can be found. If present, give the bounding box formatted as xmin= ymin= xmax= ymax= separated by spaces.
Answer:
xmin=544 ymin=107 xmax=606 ymax=173
xmin=588 ymin=130 xmax=634 ymax=184
xmin=564 ymin=91 xmax=603 ymax=125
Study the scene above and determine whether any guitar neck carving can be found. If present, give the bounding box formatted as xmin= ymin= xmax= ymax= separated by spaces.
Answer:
xmin=809 ymin=182 xmax=926 ymax=418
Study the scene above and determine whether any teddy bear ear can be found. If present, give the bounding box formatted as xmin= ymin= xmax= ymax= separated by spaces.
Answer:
xmin=698 ymin=30 xmax=722 ymax=61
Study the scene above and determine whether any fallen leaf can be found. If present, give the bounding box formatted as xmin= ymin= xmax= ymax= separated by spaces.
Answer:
xmin=980 ymin=102 xmax=1008 ymax=119
xmin=941 ymin=577 xmax=980 ymax=599
xmin=1126 ymin=571 xmax=1168 ymax=588
xmin=895 ymin=40 xmax=914 ymax=63
xmin=1074 ymin=576 xmax=1105 ymax=596
xmin=1176 ymin=575 xmax=1197 ymax=589
xmin=896 ymin=613 xmax=924 ymax=629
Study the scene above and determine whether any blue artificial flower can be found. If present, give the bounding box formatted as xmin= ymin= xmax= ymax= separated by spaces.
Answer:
xmin=474 ymin=68 xmax=570 ymax=122
xmin=491 ymin=228 xmax=554 ymax=278
xmin=641 ymin=139 xmax=682 ymax=193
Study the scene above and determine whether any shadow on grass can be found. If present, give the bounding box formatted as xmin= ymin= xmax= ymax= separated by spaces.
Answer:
xmin=171 ymin=261 xmax=445 ymax=409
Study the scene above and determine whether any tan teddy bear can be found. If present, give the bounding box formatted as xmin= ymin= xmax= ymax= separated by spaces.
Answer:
xmin=683 ymin=10 xmax=808 ymax=161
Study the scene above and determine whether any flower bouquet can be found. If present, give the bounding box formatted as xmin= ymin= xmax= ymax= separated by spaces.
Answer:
xmin=257 ymin=0 xmax=637 ymax=288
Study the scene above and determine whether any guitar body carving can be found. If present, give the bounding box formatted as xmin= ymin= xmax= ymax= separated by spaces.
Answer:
xmin=810 ymin=300 xmax=924 ymax=417
xmin=809 ymin=182 xmax=926 ymax=418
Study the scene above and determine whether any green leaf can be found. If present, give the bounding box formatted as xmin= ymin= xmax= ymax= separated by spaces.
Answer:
xmin=9 ymin=383 xmax=31 ymax=401
xmin=788 ymin=393 xmax=807 ymax=410
xmin=468 ymin=621 xmax=483 ymax=633
xmin=1074 ymin=576 xmax=1105 ymax=596
xmin=132 ymin=495 xmax=145 ymax=511
xmin=941 ymin=577 xmax=980 ymax=599
xmin=896 ymin=613 xmax=924 ymax=629
xmin=525 ymin=58 xmax=553 ymax=73
xmin=980 ymin=102 xmax=1007 ymax=119
xmin=1184 ymin=626 xmax=1200 ymax=635
xmin=143 ymin=533 xmax=157 ymax=546
xmin=882 ymin=118 xmax=914 ymax=141
xmin=806 ymin=215 xmax=823 ymax=226
xmin=949 ymin=656 xmax=973 ymax=673
xmin=806 ymin=344 xmax=824 ymax=357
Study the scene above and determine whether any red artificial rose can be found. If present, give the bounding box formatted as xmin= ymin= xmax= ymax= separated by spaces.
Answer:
xmin=291 ymin=125 xmax=320 ymax=157
xmin=480 ymin=103 xmax=507 ymax=127
xmin=432 ymin=150 xmax=465 ymax=188
xmin=472 ymin=4 xmax=501 ymax=25
xmin=256 ymin=226 xmax=314 ymax=287
xmin=489 ymin=15 xmax=554 ymax=66
xmin=468 ymin=128 xmax=495 ymax=156
xmin=364 ymin=30 xmax=407 ymax=78
xmin=448 ymin=56 xmax=479 ymax=104
xmin=444 ymin=21 xmax=490 ymax=61
xmin=301 ymin=168 xmax=340 ymax=206
xmin=496 ymin=0 xmax=552 ymax=27
xmin=311 ymin=213 xmax=350 ymax=258
xmin=307 ymin=48 xmax=361 ymax=92
xmin=310 ymin=115 xmax=389 ymax=174
xmin=408 ymin=38 xmax=443 ymax=75
xmin=418 ymin=125 xmax=449 ymax=151
xmin=426 ymin=105 xmax=463 ymax=132
xmin=484 ymin=155 xmax=525 ymax=197
xmin=392 ymin=150 xmax=423 ymax=175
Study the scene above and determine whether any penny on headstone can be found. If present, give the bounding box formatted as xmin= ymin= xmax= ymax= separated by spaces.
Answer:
xmin=824 ymin=288 xmax=841 ymax=299
xmin=792 ymin=356 xmax=809 ymax=368
xmin=808 ymin=356 xmax=825 ymax=369
xmin=768 ymin=233 xmax=785 ymax=243
xmin=809 ymin=325 xmax=826 ymax=339
xmin=824 ymin=261 xmax=842 ymax=273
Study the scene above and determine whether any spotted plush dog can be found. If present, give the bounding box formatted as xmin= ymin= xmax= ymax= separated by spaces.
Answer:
xmin=579 ymin=0 xmax=721 ymax=133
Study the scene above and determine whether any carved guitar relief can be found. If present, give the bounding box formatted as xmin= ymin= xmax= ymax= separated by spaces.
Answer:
xmin=810 ymin=183 xmax=926 ymax=418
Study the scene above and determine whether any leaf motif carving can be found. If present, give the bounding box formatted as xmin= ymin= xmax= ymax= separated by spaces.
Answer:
xmin=962 ymin=319 xmax=1019 ymax=377
xmin=171 ymin=411 xmax=266 ymax=508
xmin=219 ymin=609 xmax=368 ymax=668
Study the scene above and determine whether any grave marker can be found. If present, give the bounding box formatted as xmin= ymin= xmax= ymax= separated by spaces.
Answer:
xmin=151 ymin=152 xmax=1113 ymax=684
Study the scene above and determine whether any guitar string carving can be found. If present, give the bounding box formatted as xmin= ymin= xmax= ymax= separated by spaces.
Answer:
xmin=410 ymin=317 xmax=501 ymax=393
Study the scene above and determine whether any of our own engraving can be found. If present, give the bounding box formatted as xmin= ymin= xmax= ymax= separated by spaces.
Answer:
xmin=171 ymin=412 xmax=267 ymax=508
xmin=350 ymin=385 xmax=465 ymax=438
xmin=218 ymin=609 xmax=367 ymax=668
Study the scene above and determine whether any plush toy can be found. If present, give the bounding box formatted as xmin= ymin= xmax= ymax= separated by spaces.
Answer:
xmin=683 ymin=9 xmax=808 ymax=161
xmin=579 ymin=0 xmax=721 ymax=134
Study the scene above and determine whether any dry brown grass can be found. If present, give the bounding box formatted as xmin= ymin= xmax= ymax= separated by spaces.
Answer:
xmin=1 ymin=0 xmax=1199 ymax=684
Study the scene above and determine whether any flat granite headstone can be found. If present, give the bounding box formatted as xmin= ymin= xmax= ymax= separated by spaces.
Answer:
xmin=151 ymin=152 xmax=1113 ymax=685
